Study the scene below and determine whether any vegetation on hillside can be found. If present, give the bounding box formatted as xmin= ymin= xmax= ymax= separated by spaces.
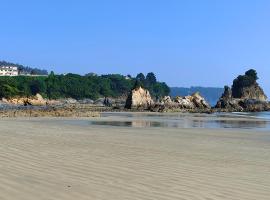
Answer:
xmin=135 ymin=72 xmax=170 ymax=99
xmin=0 ymin=72 xmax=170 ymax=100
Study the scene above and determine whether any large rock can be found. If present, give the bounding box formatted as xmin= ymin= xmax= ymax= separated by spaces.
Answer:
xmin=174 ymin=92 xmax=210 ymax=109
xmin=221 ymin=86 xmax=232 ymax=99
xmin=125 ymin=87 xmax=153 ymax=109
xmin=234 ymin=83 xmax=267 ymax=101
xmin=161 ymin=96 xmax=172 ymax=104
xmin=216 ymin=70 xmax=270 ymax=112
xmin=27 ymin=93 xmax=47 ymax=106
xmin=216 ymin=84 xmax=269 ymax=112
xmin=3 ymin=94 xmax=48 ymax=106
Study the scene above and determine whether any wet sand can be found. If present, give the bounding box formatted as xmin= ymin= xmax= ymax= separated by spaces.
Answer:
xmin=0 ymin=117 xmax=270 ymax=200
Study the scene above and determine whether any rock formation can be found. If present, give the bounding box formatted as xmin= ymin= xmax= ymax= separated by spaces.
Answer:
xmin=174 ymin=92 xmax=211 ymax=109
xmin=234 ymin=83 xmax=267 ymax=101
xmin=125 ymin=87 xmax=153 ymax=109
xmin=216 ymin=70 xmax=269 ymax=112
xmin=2 ymin=93 xmax=48 ymax=106
xmin=161 ymin=96 xmax=172 ymax=104
xmin=151 ymin=92 xmax=211 ymax=112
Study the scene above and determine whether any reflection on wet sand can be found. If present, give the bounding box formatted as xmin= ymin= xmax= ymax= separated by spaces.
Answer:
xmin=90 ymin=118 xmax=270 ymax=130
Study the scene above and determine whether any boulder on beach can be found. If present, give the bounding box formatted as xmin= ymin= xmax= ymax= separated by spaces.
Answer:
xmin=2 ymin=93 xmax=48 ymax=106
xmin=125 ymin=86 xmax=153 ymax=109
xmin=27 ymin=93 xmax=47 ymax=106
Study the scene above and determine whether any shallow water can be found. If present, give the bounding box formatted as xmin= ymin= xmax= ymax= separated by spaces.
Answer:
xmin=89 ymin=119 xmax=270 ymax=130
xmin=86 ymin=112 xmax=270 ymax=131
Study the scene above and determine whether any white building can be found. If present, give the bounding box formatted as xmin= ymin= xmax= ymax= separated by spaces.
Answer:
xmin=0 ymin=66 xmax=19 ymax=76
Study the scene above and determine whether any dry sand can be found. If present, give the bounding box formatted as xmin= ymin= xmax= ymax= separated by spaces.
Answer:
xmin=0 ymin=117 xmax=270 ymax=200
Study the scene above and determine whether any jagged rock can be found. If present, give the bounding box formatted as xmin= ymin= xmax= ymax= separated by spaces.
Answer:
xmin=175 ymin=96 xmax=195 ymax=109
xmin=3 ymin=94 xmax=48 ymax=106
xmin=161 ymin=96 xmax=172 ymax=104
xmin=221 ymin=86 xmax=232 ymax=99
xmin=125 ymin=87 xmax=153 ymax=109
xmin=27 ymin=93 xmax=47 ymax=106
xmin=174 ymin=92 xmax=210 ymax=109
xmin=191 ymin=92 xmax=211 ymax=109
xmin=234 ymin=83 xmax=267 ymax=101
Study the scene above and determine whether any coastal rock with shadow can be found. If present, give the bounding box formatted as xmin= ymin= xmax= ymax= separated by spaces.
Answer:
xmin=125 ymin=86 xmax=154 ymax=109
xmin=215 ymin=69 xmax=270 ymax=112
xmin=151 ymin=92 xmax=211 ymax=112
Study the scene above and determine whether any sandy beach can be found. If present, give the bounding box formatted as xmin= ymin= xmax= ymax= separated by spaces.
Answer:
xmin=0 ymin=116 xmax=270 ymax=200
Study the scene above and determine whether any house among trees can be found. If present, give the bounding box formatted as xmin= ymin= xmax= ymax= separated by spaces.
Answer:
xmin=0 ymin=66 xmax=19 ymax=76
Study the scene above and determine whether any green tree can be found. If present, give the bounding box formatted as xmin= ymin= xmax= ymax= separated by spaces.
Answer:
xmin=29 ymin=79 xmax=46 ymax=95
xmin=145 ymin=72 xmax=157 ymax=86
xmin=136 ymin=73 xmax=145 ymax=82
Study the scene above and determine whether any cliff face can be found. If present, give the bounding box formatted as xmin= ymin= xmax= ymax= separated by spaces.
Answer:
xmin=233 ymin=83 xmax=267 ymax=101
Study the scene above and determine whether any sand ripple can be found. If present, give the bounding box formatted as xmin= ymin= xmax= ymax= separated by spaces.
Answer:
xmin=0 ymin=118 xmax=270 ymax=200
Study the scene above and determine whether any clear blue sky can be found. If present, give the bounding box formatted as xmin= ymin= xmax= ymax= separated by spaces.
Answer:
xmin=1 ymin=0 xmax=270 ymax=95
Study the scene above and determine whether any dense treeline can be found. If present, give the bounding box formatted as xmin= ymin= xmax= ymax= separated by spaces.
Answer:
xmin=0 ymin=72 xmax=170 ymax=100
xmin=135 ymin=72 xmax=170 ymax=99
xmin=0 ymin=61 xmax=48 ymax=75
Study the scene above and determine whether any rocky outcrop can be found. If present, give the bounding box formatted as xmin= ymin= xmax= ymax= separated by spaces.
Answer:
xmin=216 ymin=97 xmax=270 ymax=112
xmin=0 ymin=106 xmax=100 ymax=118
xmin=161 ymin=96 xmax=172 ymax=104
xmin=216 ymin=70 xmax=269 ymax=112
xmin=174 ymin=92 xmax=211 ymax=109
xmin=221 ymin=86 xmax=232 ymax=99
xmin=2 ymin=94 xmax=48 ymax=106
xmin=125 ymin=87 xmax=153 ymax=109
xmin=151 ymin=92 xmax=211 ymax=112
xmin=233 ymin=83 xmax=267 ymax=101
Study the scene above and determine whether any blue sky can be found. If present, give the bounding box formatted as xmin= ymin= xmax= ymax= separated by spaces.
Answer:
xmin=1 ymin=0 xmax=270 ymax=95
